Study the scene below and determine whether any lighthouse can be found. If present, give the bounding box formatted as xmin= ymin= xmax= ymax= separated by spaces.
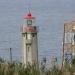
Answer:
xmin=21 ymin=12 xmax=38 ymax=65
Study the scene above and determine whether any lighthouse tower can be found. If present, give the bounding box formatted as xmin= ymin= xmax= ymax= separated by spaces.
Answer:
xmin=21 ymin=12 xmax=38 ymax=65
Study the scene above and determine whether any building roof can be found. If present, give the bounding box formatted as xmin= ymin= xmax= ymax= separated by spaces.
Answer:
xmin=23 ymin=12 xmax=35 ymax=19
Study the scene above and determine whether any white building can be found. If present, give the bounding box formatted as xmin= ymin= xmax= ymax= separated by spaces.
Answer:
xmin=21 ymin=12 xmax=38 ymax=65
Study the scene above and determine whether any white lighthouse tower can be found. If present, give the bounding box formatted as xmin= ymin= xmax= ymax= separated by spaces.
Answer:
xmin=21 ymin=12 xmax=38 ymax=65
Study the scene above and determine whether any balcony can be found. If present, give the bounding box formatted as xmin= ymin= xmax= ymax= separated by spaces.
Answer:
xmin=21 ymin=26 xmax=38 ymax=33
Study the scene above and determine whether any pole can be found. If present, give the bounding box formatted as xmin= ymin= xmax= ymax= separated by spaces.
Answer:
xmin=9 ymin=48 xmax=12 ymax=63
xmin=62 ymin=21 xmax=66 ymax=68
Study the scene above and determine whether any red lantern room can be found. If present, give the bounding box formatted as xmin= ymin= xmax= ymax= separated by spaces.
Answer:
xmin=23 ymin=12 xmax=35 ymax=26
xmin=21 ymin=12 xmax=38 ymax=33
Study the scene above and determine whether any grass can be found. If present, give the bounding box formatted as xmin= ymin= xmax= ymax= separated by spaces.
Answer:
xmin=0 ymin=57 xmax=75 ymax=75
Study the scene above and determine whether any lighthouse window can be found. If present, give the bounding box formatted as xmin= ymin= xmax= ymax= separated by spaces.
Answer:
xmin=27 ymin=45 xmax=31 ymax=53
xmin=26 ymin=44 xmax=31 ymax=52
xmin=27 ymin=20 xmax=32 ymax=25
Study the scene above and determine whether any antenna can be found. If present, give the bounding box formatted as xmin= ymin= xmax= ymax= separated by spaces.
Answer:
xmin=28 ymin=7 xmax=31 ymax=13
xmin=27 ymin=2 xmax=31 ymax=13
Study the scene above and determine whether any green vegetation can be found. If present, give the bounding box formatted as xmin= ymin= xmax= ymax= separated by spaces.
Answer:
xmin=0 ymin=57 xmax=75 ymax=75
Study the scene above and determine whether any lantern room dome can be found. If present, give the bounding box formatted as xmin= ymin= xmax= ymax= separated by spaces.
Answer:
xmin=28 ymin=12 xmax=32 ymax=16
xmin=23 ymin=12 xmax=35 ymax=19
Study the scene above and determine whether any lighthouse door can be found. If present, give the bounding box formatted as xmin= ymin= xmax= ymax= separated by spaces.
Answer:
xmin=26 ymin=44 xmax=32 ymax=64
